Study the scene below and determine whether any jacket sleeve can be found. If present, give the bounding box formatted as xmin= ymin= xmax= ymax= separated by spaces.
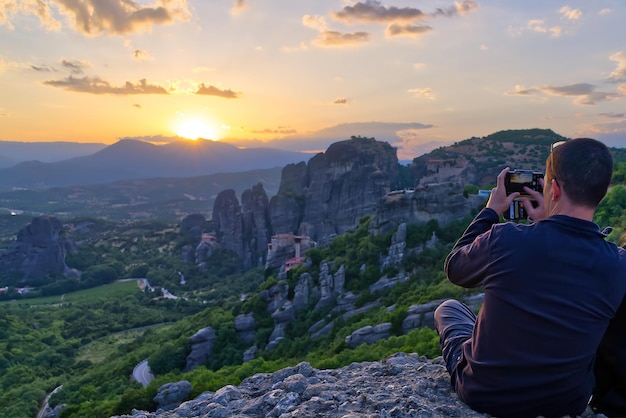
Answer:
xmin=444 ymin=207 xmax=500 ymax=288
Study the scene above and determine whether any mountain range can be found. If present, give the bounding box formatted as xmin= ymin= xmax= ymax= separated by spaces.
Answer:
xmin=0 ymin=139 xmax=307 ymax=191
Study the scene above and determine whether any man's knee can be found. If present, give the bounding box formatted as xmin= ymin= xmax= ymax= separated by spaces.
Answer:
xmin=434 ymin=299 xmax=465 ymax=333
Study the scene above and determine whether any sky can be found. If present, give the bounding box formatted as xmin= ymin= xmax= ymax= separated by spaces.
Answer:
xmin=1 ymin=0 xmax=626 ymax=160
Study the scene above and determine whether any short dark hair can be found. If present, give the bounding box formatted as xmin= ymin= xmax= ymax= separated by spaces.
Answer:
xmin=547 ymin=138 xmax=613 ymax=208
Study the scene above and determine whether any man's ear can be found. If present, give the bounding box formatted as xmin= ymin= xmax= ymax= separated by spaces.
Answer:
xmin=551 ymin=178 xmax=561 ymax=201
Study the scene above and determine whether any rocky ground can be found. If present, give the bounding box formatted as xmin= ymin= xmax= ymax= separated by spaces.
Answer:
xmin=112 ymin=352 xmax=606 ymax=418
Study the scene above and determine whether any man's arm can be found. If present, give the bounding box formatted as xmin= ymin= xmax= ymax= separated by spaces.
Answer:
xmin=444 ymin=208 xmax=499 ymax=287
xmin=444 ymin=168 xmax=516 ymax=288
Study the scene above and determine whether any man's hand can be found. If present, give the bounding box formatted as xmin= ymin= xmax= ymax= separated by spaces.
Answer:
xmin=520 ymin=177 xmax=547 ymax=221
xmin=486 ymin=167 xmax=519 ymax=215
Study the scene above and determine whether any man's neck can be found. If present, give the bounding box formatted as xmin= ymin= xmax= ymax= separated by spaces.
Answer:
xmin=549 ymin=202 xmax=595 ymax=222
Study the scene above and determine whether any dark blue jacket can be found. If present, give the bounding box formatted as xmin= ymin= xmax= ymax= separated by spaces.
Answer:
xmin=445 ymin=208 xmax=626 ymax=418
xmin=592 ymin=289 xmax=626 ymax=416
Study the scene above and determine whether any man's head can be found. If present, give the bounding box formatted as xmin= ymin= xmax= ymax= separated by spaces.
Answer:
xmin=546 ymin=138 xmax=613 ymax=209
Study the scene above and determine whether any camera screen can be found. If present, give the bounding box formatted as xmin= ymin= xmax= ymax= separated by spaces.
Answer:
xmin=510 ymin=172 xmax=532 ymax=184
xmin=505 ymin=170 xmax=543 ymax=195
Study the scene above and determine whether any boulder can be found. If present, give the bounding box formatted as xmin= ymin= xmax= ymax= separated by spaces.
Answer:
xmin=243 ymin=345 xmax=257 ymax=363
xmin=153 ymin=380 xmax=193 ymax=411
xmin=345 ymin=322 xmax=392 ymax=349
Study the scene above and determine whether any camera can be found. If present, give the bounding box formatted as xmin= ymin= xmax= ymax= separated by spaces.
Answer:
xmin=505 ymin=169 xmax=543 ymax=196
xmin=503 ymin=170 xmax=543 ymax=221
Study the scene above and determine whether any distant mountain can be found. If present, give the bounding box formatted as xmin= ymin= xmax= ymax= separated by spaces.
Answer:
xmin=0 ymin=139 xmax=307 ymax=191
xmin=0 ymin=140 xmax=106 ymax=167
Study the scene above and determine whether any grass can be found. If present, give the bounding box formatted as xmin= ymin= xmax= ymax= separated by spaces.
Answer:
xmin=1 ymin=279 xmax=141 ymax=306
xmin=76 ymin=323 xmax=174 ymax=364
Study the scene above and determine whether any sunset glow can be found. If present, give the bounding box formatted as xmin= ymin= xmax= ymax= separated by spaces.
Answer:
xmin=175 ymin=119 xmax=219 ymax=141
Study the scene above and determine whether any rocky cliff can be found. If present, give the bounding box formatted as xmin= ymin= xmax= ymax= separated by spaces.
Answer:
xmin=0 ymin=215 xmax=76 ymax=283
xmin=271 ymin=137 xmax=399 ymax=244
xmin=113 ymin=352 xmax=602 ymax=418
xmin=369 ymin=182 xmax=483 ymax=237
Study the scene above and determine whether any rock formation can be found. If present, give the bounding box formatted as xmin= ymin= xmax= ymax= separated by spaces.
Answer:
xmin=211 ymin=189 xmax=245 ymax=263
xmin=184 ymin=327 xmax=216 ymax=372
xmin=270 ymin=137 xmax=399 ymax=244
xmin=211 ymin=184 xmax=272 ymax=269
xmin=235 ymin=313 xmax=256 ymax=345
xmin=179 ymin=213 xmax=208 ymax=241
xmin=0 ymin=215 xmax=76 ymax=283
xmin=241 ymin=183 xmax=273 ymax=268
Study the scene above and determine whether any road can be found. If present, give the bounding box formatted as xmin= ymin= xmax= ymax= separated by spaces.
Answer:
xmin=133 ymin=359 xmax=155 ymax=387
xmin=37 ymin=385 xmax=63 ymax=418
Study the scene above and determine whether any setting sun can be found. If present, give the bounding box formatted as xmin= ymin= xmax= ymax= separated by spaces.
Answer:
xmin=175 ymin=118 xmax=219 ymax=141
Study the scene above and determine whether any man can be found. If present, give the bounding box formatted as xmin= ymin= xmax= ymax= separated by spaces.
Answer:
xmin=434 ymin=138 xmax=626 ymax=418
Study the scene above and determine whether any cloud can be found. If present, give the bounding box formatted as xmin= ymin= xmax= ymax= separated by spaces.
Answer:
xmin=599 ymin=8 xmax=612 ymax=15
xmin=507 ymin=83 xmax=622 ymax=105
xmin=43 ymin=76 xmax=169 ymax=94
xmin=134 ymin=49 xmax=151 ymax=61
xmin=506 ymin=85 xmax=542 ymax=96
xmin=0 ymin=0 xmax=61 ymax=31
xmin=333 ymin=98 xmax=348 ymax=104
xmin=31 ymin=64 xmax=55 ymax=72
xmin=285 ymin=122 xmax=433 ymax=144
xmin=386 ymin=23 xmax=433 ymax=38
xmin=195 ymin=83 xmax=239 ymax=98
xmin=599 ymin=112 xmax=626 ymax=119
xmin=250 ymin=127 xmax=298 ymax=135
xmin=309 ymin=1 xmax=475 ymax=44
xmin=408 ymin=87 xmax=436 ymax=99
xmin=527 ymin=19 xmax=562 ymax=37
xmin=543 ymin=83 xmax=621 ymax=104
xmin=312 ymin=31 xmax=370 ymax=47
xmin=121 ymin=135 xmax=181 ymax=144
xmin=61 ymin=59 xmax=90 ymax=74
xmin=431 ymin=1 xmax=479 ymax=18
xmin=607 ymin=51 xmax=626 ymax=83
xmin=123 ymin=40 xmax=151 ymax=61
xmin=220 ymin=121 xmax=436 ymax=159
xmin=304 ymin=14 xmax=370 ymax=47
xmin=231 ymin=0 xmax=247 ymax=15
xmin=559 ymin=6 xmax=582 ymax=20
xmin=303 ymin=14 xmax=328 ymax=31
xmin=332 ymin=0 xmax=427 ymax=24
xmin=1 ymin=0 xmax=191 ymax=36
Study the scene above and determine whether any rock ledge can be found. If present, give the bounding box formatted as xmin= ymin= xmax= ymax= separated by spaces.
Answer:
xmin=112 ymin=352 xmax=605 ymax=418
